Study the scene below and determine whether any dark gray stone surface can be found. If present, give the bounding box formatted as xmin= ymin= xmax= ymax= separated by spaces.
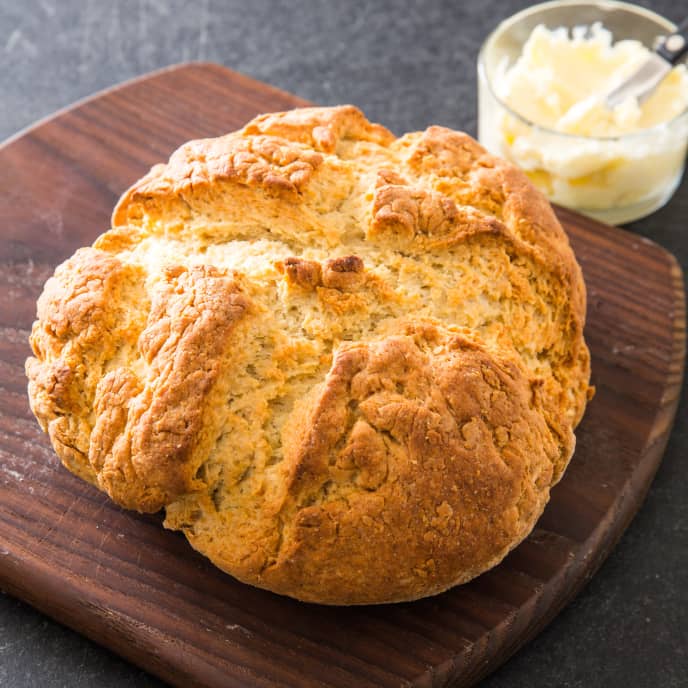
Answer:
xmin=1 ymin=1 xmax=686 ymax=686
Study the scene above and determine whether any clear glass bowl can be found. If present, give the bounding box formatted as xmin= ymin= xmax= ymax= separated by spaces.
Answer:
xmin=477 ymin=0 xmax=688 ymax=225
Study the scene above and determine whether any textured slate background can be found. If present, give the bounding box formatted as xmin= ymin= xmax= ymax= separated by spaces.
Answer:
xmin=1 ymin=1 xmax=686 ymax=686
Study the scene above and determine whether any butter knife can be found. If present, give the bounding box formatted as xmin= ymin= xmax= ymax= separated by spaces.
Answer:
xmin=606 ymin=16 xmax=688 ymax=108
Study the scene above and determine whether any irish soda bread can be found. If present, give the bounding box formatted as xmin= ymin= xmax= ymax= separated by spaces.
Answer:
xmin=26 ymin=106 xmax=591 ymax=604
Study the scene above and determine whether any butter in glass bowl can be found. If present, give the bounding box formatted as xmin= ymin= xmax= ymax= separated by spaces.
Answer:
xmin=478 ymin=1 xmax=688 ymax=225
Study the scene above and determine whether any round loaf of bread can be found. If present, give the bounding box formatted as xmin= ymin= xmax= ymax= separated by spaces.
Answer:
xmin=26 ymin=106 xmax=591 ymax=604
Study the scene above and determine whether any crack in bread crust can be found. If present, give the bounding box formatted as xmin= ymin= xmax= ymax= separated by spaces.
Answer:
xmin=258 ymin=326 xmax=559 ymax=603
xmin=90 ymin=265 xmax=253 ymax=512
xmin=27 ymin=105 xmax=591 ymax=604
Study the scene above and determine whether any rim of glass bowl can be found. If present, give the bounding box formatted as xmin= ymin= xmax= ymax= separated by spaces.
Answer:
xmin=477 ymin=0 xmax=688 ymax=143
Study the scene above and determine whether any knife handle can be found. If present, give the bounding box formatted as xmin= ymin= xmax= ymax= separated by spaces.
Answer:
xmin=657 ymin=16 xmax=688 ymax=65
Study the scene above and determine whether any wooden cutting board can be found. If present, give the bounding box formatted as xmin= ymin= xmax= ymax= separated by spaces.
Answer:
xmin=0 ymin=63 xmax=684 ymax=688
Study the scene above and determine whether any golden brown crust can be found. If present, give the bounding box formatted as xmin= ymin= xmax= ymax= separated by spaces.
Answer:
xmin=89 ymin=265 xmax=253 ymax=511
xmin=28 ymin=259 xmax=253 ymax=512
xmin=257 ymin=326 xmax=558 ymax=603
xmin=369 ymin=181 xmax=512 ymax=251
xmin=242 ymin=104 xmax=396 ymax=153
xmin=28 ymin=105 xmax=591 ymax=604
xmin=27 ymin=248 xmax=146 ymax=484
xmin=402 ymin=125 xmax=587 ymax=319
xmin=112 ymin=135 xmax=324 ymax=229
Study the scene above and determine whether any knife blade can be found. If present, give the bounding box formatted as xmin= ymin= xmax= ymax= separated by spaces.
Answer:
xmin=605 ymin=53 xmax=672 ymax=108
xmin=605 ymin=17 xmax=688 ymax=109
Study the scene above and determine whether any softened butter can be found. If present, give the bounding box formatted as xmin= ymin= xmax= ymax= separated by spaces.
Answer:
xmin=479 ymin=23 xmax=688 ymax=220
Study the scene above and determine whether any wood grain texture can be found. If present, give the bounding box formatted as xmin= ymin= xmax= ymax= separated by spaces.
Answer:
xmin=0 ymin=63 xmax=684 ymax=688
